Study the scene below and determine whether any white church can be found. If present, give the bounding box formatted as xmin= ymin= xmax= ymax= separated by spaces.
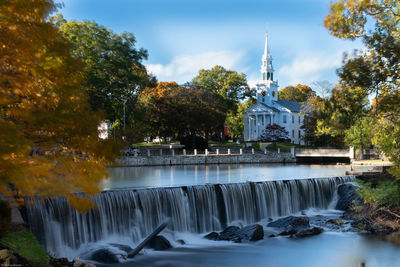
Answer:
xmin=243 ymin=35 xmax=305 ymax=144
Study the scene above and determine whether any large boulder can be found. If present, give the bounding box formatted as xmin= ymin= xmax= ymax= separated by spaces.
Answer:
xmin=145 ymin=235 xmax=172 ymax=251
xmin=89 ymin=248 xmax=119 ymax=263
xmin=109 ymin=243 xmax=133 ymax=254
xmin=335 ymin=183 xmax=361 ymax=211
xmin=236 ymin=224 xmax=264 ymax=241
xmin=295 ymin=227 xmax=323 ymax=238
xmin=204 ymin=224 xmax=264 ymax=243
xmin=267 ymin=216 xmax=310 ymax=229
xmin=218 ymin=226 xmax=241 ymax=241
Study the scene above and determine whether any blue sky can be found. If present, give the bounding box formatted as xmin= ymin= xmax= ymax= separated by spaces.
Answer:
xmin=58 ymin=0 xmax=363 ymax=90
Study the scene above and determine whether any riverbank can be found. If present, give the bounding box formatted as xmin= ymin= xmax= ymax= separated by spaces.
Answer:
xmin=115 ymin=153 xmax=295 ymax=167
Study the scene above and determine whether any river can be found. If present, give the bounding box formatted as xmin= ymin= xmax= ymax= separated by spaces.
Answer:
xmin=100 ymin=163 xmax=371 ymax=190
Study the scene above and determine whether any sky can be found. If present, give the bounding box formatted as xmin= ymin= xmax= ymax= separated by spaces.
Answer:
xmin=58 ymin=0 xmax=364 ymax=90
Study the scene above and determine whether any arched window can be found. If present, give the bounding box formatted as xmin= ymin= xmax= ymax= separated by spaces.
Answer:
xmin=271 ymin=73 xmax=273 ymax=80
xmin=267 ymin=72 xmax=270 ymax=80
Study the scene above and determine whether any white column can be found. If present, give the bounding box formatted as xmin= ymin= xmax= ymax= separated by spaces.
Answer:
xmin=248 ymin=115 xmax=252 ymax=140
xmin=256 ymin=115 xmax=259 ymax=139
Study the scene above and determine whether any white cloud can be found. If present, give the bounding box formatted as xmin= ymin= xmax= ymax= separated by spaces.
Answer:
xmin=146 ymin=50 xmax=246 ymax=83
xmin=278 ymin=51 xmax=343 ymax=86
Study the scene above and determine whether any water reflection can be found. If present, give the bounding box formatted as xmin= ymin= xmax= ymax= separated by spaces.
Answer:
xmin=100 ymin=164 xmax=371 ymax=190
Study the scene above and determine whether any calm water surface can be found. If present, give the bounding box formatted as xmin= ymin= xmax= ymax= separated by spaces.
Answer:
xmin=100 ymin=164 xmax=371 ymax=190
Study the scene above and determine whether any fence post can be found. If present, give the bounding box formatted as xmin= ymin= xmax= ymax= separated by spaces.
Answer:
xmin=159 ymin=149 xmax=162 ymax=156
xmin=183 ymin=149 xmax=186 ymax=156
xmin=277 ymin=148 xmax=280 ymax=154
xmin=251 ymin=148 xmax=255 ymax=155
xmin=147 ymin=149 xmax=150 ymax=157
xmin=172 ymin=149 xmax=175 ymax=157
xmin=264 ymin=148 xmax=267 ymax=154
xmin=205 ymin=149 xmax=208 ymax=156
xmin=227 ymin=148 xmax=231 ymax=155
xmin=194 ymin=149 xmax=197 ymax=156
xmin=290 ymin=146 xmax=296 ymax=157
xmin=240 ymin=148 xmax=243 ymax=155
xmin=216 ymin=149 xmax=219 ymax=155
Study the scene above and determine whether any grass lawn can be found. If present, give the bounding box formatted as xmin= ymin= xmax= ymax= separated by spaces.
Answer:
xmin=0 ymin=230 xmax=48 ymax=267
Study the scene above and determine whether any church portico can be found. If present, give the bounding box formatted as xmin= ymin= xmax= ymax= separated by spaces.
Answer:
xmin=244 ymin=34 xmax=305 ymax=144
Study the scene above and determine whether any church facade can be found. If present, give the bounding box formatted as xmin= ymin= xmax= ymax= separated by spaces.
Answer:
xmin=243 ymin=35 xmax=305 ymax=144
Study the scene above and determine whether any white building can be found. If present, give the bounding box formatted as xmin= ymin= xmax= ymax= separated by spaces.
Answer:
xmin=244 ymin=35 xmax=305 ymax=144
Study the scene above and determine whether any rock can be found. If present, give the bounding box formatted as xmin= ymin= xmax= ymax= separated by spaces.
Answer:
xmin=236 ymin=224 xmax=264 ymax=241
xmin=73 ymin=258 xmax=96 ymax=267
xmin=204 ymin=231 xmax=219 ymax=240
xmin=218 ymin=226 xmax=241 ymax=241
xmin=89 ymin=248 xmax=119 ymax=263
xmin=268 ymin=234 xmax=276 ymax=238
xmin=177 ymin=239 xmax=185 ymax=245
xmin=335 ymin=183 xmax=361 ymax=211
xmin=204 ymin=224 xmax=264 ymax=243
xmin=278 ymin=229 xmax=297 ymax=236
xmin=145 ymin=235 xmax=172 ymax=251
xmin=267 ymin=216 xmax=310 ymax=229
xmin=0 ymin=249 xmax=18 ymax=265
xmin=109 ymin=243 xmax=133 ymax=253
xmin=295 ymin=227 xmax=323 ymax=238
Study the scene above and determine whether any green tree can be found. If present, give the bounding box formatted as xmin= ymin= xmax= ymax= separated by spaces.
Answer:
xmin=278 ymin=84 xmax=316 ymax=102
xmin=0 ymin=0 xmax=118 ymax=210
xmin=52 ymin=14 xmax=156 ymax=128
xmin=225 ymin=98 xmax=256 ymax=139
xmin=192 ymin=65 xmax=254 ymax=112
xmin=344 ymin=116 xmax=374 ymax=159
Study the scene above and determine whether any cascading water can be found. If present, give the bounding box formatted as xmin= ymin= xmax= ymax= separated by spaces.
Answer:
xmin=23 ymin=176 xmax=353 ymax=257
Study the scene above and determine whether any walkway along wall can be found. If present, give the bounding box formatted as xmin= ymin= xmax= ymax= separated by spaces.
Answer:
xmin=115 ymin=153 xmax=295 ymax=167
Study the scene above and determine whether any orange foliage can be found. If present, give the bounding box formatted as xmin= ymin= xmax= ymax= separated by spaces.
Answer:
xmin=0 ymin=0 xmax=118 ymax=211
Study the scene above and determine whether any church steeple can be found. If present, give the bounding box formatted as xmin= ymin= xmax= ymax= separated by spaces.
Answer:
xmin=261 ymin=34 xmax=274 ymax=81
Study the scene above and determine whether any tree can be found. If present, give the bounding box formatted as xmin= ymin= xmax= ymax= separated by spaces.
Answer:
xmin=225 ymin=98 xmax=256 ymax=139
xmin=260 ymin=124 xmax=289 ymax=143
xmin=278 ymin=84 xmax=316 ymax=102
xmin=0 ymin=0 xmax=118 ymax=210
xmin=138 ymin=82 xmax=226 ymax=147
xmin=344 ymin=116 xmax=374 ymax=159
xmin=192 ymin=65 xmax=254 ymax=112
xmin=325 ymin=0 xmax=400 ymax=205
xmin=51 ymin=14 xmax=156 ymax=129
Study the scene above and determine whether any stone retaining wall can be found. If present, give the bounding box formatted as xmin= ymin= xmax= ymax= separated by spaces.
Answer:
xmin=115 ymin=153 xmax=295 ymax=167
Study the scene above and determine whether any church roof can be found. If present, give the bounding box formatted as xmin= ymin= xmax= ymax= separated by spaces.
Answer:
xmin=274 ymin=100 xmax=303 ymax=113
xmin=245 ymin=102 xmax=279 ymax=113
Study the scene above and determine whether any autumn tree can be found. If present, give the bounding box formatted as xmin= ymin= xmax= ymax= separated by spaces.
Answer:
xmin=0 ymin=0 xmax=118 ymax=210
xmin=51 ymin=14 xmax=156 ymax=131
xmin=278 ymin=84 xmax=316 ymax=102
xmin=325 ymin=0 xmax=400 ymax=205
xmin=138 ymin=82 xmax=226 ymax=147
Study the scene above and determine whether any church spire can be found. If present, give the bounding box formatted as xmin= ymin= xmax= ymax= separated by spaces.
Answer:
xmin=260 ymin=33 xmax=274 ymax=81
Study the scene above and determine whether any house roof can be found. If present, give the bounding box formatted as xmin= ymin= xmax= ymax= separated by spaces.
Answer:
xmin=274 ymin=100 xmax=303 ymax=113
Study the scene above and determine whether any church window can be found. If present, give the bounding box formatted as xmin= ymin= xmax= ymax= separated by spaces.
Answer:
xmin=271 ymin=73 xmax=273 ymax=80
xmin=283 ymin=115 xmax=287 ymax=123
xmin=292 ymin=115 xmax=294 ymax=123
xmin=298 ymin=116 xmax=301 ymax=124
xmin=292 ymin=130 xmax=294 ymax=138
xmin=267 ymin=72 xmax=270 ymax=80
xmin=261 ymin=91 xmax=266 ymax=96
xmin=298 ymin=130 xmax=301 ymax=139
xmin=262 ymin=97 xmax=265 ymax=103
xmin=272 ymin=91 xmax=275 ymax=97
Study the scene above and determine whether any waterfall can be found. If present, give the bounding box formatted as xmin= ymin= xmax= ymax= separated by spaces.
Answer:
xmin=24 ymin=176 xmax=353 ymax=256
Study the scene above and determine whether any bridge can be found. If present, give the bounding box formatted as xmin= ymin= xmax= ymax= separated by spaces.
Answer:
xmin=294 ymin=148 xmax=354 ymax=163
